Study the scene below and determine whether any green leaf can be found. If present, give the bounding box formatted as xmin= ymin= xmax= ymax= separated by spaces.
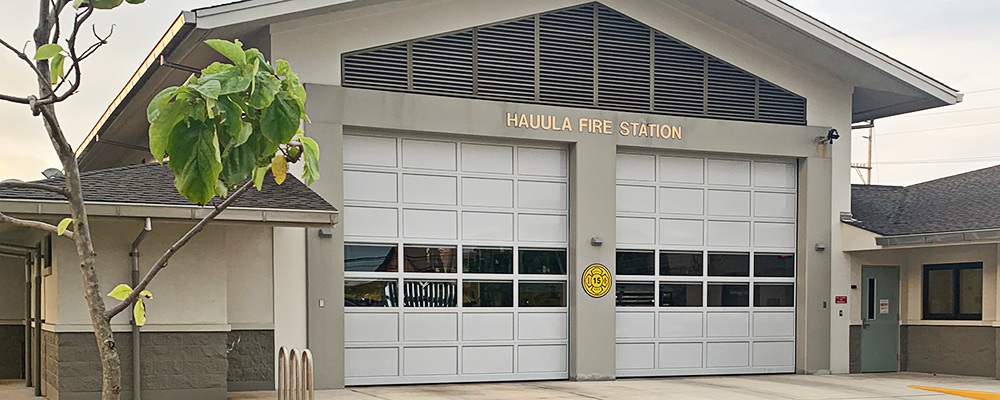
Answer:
xmin=73 ymin=0 xmax=87 ymax=9
xmin=252 ymin=165 xmax=268 ymax=191
xmin=249 ymin=71 xmax=281 ymax=109
xmin=91 ymin=0 xmax=125 ymax=9
xmin=33 ymin=44 xmax=63 ymax=60
xmin=236 ymin=121 xmax=253 ymax=147
xmin=49 ymin=54 xmax=65 ymax=85
xmin=166 ymin=119 xmax=223 ymax=205
xmin=245 ymin=48 xmax=273 ymax=74
xmin=220 ymin=144 xmax=255 ymax=187
xmin=215 ymin=180 xmax=229 ymax=198
xmin=300 ymin=136 xmax=321 ymax=186
xmin=148 ymin=99 xmax=190 ymax=162
xmin=107 ymin=284 xmax=133 ymax=301
xmin=147 ymin=86 xmax=178 ymax=123
xmin=139 ymin=290 xmax=152 ymax=299
xmin=126 ymin=0 xmax=146 ymax=4
xmin=133 ymin=298 xmax=146 ymax=327
xmin=214 ymin=95 xmax=245 ymax=149
xmin=260 ymin=92 xmax=301 ymax=144
xmin=189 ymin=78 xmax=221 ymax=100
xmin=56 ymin=218 xmax=74 ymax=235
xmin=200 ymin=65 xmax=253 ymax=96
xmin=204 ymin=39 xmax=246 ymax=68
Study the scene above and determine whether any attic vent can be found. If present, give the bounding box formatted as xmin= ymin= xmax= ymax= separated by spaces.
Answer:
xmin=342 ymin=43 xmax=407 ymax=91
xmin=342 ymin=2 xmax=807 ymax=126
xmin=597 ymin=4 xmax=650 ymax=111
xmin=478 ymin=17 xmax=536 ymax=101
xmin=412 ymin=30 xmax=474 ymax=95
xmin=539 ymin=4 xmax=594 ymax=107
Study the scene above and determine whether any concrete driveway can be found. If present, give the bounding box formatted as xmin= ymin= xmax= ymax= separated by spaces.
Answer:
xmin=229 ymin=373 xmax=1000 ymax=399
xmin=7 ymin=373 xmax=1000 ymax=399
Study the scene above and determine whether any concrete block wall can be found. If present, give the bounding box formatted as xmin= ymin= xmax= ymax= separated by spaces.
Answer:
xmin=43 ymin=331 xmax=227 ymax=400
xmin=900 ymin=326 xmax=997 ymax=378
xmin=226 ymin=330 xmax=274 ymax=391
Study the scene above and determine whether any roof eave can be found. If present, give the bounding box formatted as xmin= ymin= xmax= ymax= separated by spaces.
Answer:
xmin=0 ymin=198 xmax=339 ymax=227
xmin=76 ymin=11 xmax=199 ymax=169
xmin=874 ymin=228 xmax=1000 ymax=248
xmin=744 ymin=0 xmax=962 ymax=112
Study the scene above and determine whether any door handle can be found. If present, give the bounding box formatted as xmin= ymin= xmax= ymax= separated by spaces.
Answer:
xmin=861 ymin=318 xmax=870 ymax=329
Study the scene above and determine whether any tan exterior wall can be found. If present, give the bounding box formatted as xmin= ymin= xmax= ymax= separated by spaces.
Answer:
xmin=47 ymin=218 xmax=275 ymax=332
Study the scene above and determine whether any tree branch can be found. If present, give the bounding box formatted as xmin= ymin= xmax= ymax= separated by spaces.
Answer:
xmin=0 ymin=180 xmax=69 ymax=196
xmin=0 ymin=211 xmax=74 ymax=240
xmin=105 ymin=179 xmax=256 ymax=319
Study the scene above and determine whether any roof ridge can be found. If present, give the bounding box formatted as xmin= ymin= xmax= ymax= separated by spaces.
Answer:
xmin=906 ymin=163 xmax=1000 ymax=189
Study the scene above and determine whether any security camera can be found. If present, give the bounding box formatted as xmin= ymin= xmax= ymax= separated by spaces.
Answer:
xmin=818 ymin=128 xmax=840 ymax=144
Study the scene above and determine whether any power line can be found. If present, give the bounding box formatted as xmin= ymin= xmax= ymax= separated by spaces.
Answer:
xmin=873 ymin=155 xmax=1000 ymax=165
xmin=852 ymin=121 xmax=1000 ymax=138
xmin=892 ymin=104 xmax=1000 ymax=119
xmin=965 ymin=87 xmax=1000 ymax=94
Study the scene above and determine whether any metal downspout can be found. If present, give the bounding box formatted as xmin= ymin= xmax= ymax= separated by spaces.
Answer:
xmin=34 ymin=245 xmax=41 ymax=397
xmin=130 ymin=218 xmax=152 ymax=400
xmin=24 ymin=255 xmax=31 ymax=388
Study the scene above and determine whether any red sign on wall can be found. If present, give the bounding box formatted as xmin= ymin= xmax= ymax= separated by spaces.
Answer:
xmin=835 ymin=296 xmax=847 ymax=304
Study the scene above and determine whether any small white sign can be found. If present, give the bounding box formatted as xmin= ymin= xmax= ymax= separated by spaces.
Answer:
xmin=879 ymin=298 xmax=890 ymax=314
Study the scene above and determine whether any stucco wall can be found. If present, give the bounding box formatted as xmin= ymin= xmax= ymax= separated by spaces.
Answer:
xmin=50 ymin=218 xmax=274 ymax=332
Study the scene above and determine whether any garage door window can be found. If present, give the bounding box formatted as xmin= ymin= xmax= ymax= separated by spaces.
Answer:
xmin=616 ymin=282 xmax=655 ymax=307
xmin=462 ymin=247 xmax=513 ymax=274
xmin=707 ymin=283 xmax=750 ymax=307
xmin=923 ymin=262 xmax=983 ymax=320
xmin=345 ymin=244 xmax=398 ymax=272
xmin=754 ymin=283 xmax=794 ymax=307
xmin=708 ymin=252 xmax=750 ymax=277
xmin=403 ymin=280 xmax=458 ymax=307
xmin=520 ymin=249 xmax=568 ymax=274
xmin=617 ymin=251 xmax=655 ymax=275
xmin=345 ymin=279 xmax=397 ymax=307
xmin=519 ymin=281 xmax=567 ymax=307
xmin=463 ymin=281 xmax=514 ymax=307
xmin=403 ymin=246 xmax=457 ymax=273
xmin=660 ymin=251 xmax=702 ymax=276
xmin=754 ymin=254 xmax=794 ymax=277
xmin=659 ymin=283 xmax=702 ymax=307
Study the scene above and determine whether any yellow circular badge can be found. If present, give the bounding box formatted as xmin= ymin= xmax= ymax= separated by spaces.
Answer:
xmin=582 ymin=263 xmax=612 ymax=298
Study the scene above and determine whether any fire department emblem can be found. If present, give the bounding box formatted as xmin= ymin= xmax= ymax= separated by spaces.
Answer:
xmin=582 ymin=263 xmax=612 ymax=298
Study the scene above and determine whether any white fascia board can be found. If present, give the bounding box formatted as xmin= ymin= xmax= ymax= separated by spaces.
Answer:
xmin=0 ymin=199 xmax=338 ymax=227
xmin=75 ymin=12 xmax=197 ymax=159
xmin=193 ymin=0 xmax=362 ymax=30
xmin=744 ymin=0 xmax=961 ymax=104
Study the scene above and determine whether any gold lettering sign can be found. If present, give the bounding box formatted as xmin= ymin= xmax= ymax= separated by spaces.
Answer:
xmin=505 ymin=112 xmax=681 ymax=140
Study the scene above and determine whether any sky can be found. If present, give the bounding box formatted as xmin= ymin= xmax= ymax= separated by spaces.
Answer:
xmin=1 ymin=1 xmax=998 ymax=186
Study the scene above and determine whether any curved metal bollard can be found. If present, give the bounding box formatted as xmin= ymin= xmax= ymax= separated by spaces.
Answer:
xmin=278 ymin=346 xmax=314 ymax=400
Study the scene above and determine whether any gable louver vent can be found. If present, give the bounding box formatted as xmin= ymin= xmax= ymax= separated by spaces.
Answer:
xmin=343 ymin=2 xmax=807 ymax=125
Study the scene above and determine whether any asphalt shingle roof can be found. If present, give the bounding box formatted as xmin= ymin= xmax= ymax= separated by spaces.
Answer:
xmin=0 ymin=163 xmax=335 ymax=212
xmin=850 ymin=164 xmax=1000 ymax=236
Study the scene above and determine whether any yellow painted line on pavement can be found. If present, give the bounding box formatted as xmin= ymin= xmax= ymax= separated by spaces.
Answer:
xmin=910 ymin=385 xmax=1000 ymax=400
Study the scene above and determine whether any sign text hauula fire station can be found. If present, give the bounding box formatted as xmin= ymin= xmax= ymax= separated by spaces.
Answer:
xmin=505 ymin=112 xmax=682 ymax=140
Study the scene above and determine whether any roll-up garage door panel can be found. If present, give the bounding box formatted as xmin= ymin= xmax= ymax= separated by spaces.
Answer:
xmin=615 ymin=152 xmax=796 ymax=377
xmin=343 ymin=134 xmax=569 ymax=385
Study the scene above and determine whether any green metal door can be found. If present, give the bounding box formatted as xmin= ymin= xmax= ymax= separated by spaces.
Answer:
xmin=860 ymin=265 xmax=900 ymax=372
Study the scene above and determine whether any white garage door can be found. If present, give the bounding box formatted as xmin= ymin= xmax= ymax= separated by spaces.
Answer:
xmin=342 ymin=133 xmax=570 ymax=385
xmin=615 ymin=152 xmax=797 ymax=377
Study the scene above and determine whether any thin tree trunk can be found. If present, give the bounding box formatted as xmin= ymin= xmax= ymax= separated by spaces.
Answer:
xmin=32 ymin=2 xmax=122 ymax=399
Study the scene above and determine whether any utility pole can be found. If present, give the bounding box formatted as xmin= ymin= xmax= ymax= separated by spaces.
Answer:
xmin=851 ymin=120 xmax=875 ymax=184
